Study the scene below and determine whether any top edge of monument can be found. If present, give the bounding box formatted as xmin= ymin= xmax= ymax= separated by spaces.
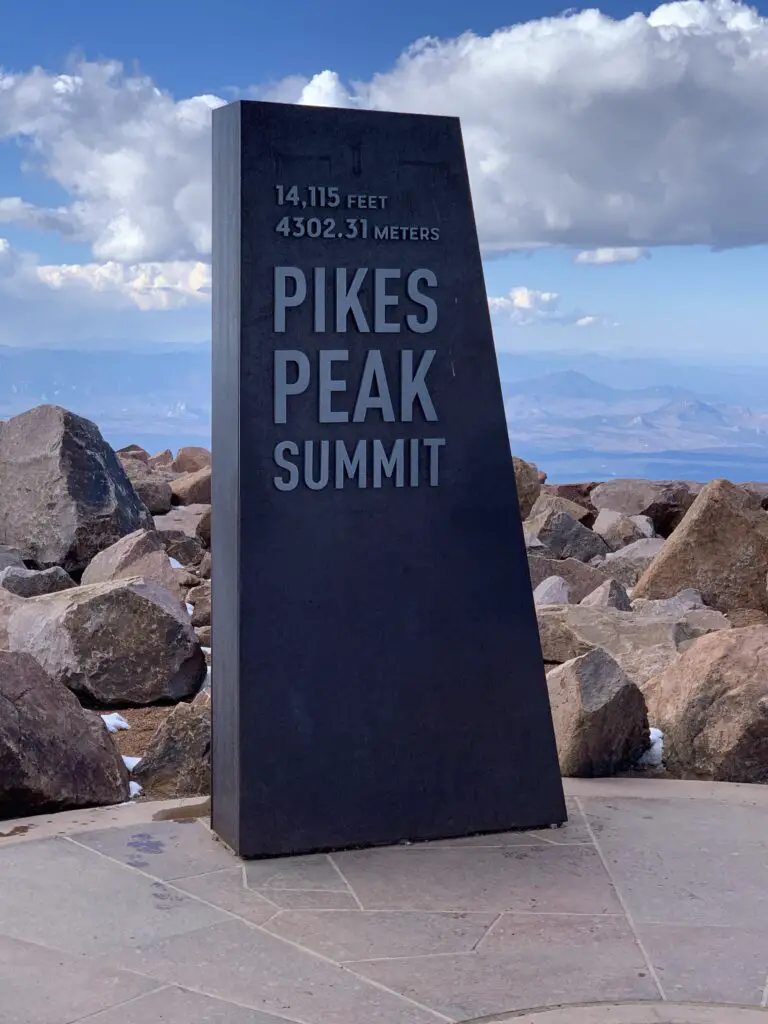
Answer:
xmin=214 ymin=98 xmax=461 ymax=127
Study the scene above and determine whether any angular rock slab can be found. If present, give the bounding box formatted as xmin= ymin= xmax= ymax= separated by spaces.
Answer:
xmin=0 ymin=649 xmax=129 ymax=814
xmin=0 ymin=404 xmax=152 ymax=571
xmin=546 ymin=648 xmax=649 ymax=777
xmin=6 ymin=577 xmax=206 ymax=707
xmin=133 ymin=689 xmax=211 ymax=798
xmin=211 ymin=101 xmax=565 ymax=855
xmin=82 ymin=527 xmax=185 ymax=604
xmin=643 ymin=625 xmax=768 ymax=781
xmin=633 ymin=478 xmax=768 ymax=613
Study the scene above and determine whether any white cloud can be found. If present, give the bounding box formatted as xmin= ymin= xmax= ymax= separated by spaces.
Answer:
xmin=2 ymin=1 xmax=768 ymax=266
xmin=575 ymin=247 xmax=651 ymax=265
xmin=489 ymin=285 xmax=607 ymax=327
xmin=1 ymin=0 xmax=768 ymax=344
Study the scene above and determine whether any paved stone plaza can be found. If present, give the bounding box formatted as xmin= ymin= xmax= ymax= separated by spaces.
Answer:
xmin=0 ymin=778 xmax=766 ymax=1023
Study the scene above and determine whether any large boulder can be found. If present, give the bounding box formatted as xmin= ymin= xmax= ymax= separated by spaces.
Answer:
xmin=536 ymin=603 xmax=727 ymax=688
xmin=172 ymin=446 xmax=211 ymax=474
xmin=116 ymin=444 xmax=149 ymax=464
xmin=6 ymin=578 xmax=206 ymax=708
xmin=0 ymin=650 xmax=129 ymax=815
xmin=171 ymin=466 xmax=212 ymax=506
xmin=119 ymin=457 xmax=173 ymax=516
xmin=528 ymin=554 xmax=609 ymax=604
xmin=644 ymin=627 xmax=768 ymax=782
xmin=632 ymin=479 xmax=768 ymax=614
xmin=0 ymin=405 xmax=153 ymax=572
xmin=133 ymin=689 xmax=211 ymax=798
xmin=153 ymin=505 xmax=209 ymax=566
xmin=0 ymin=565 xmax=75 ymax=598
xmin=601 ymin=537 xmax=666 ymax=588
xmin=547 ymin=648 xmax=649 ymax=777
xmin=513 ymin=456 xmax=541 ymax=519
xmin=592 ymin=509 xmax=646 ymax=552
xmin=524 ymin=509 xmax=608 ymax=563
xmin=590 ymin=479 xmax=695 ymax=537
xmin=81 ymin=529 xmax=185 ymax=604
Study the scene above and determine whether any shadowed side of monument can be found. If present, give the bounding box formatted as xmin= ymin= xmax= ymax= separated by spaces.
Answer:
xmin=211 ymin=100 xmax=566 ymax=858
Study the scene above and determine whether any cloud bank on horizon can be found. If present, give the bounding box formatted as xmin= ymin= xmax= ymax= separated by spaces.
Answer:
xmin=0 ymin=0 xmax=767 ymax=344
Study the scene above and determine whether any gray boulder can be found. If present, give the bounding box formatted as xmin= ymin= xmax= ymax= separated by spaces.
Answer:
xmin=590 ymin=479 xmax=695 ymax=537
xmin=602 ymin=537 xmax=666 ymax=588
xmin=82 ymin=528 xmax=185 ymax=605
xmin=592 ymin=509 xmax=646 ymax=552
xmin=0 ymin=405 xmax=152 ymax=572
xmin=0 ymin=565 xmax=75 ymax=598
xmin=524 ymin=509 xmax=608 ymax=563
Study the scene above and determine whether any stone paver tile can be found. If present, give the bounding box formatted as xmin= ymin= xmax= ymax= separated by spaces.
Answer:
xmin=0 ymin=932 xmax=162 ymax=1024
xmin=0 ymin=837 xmax=227 ymax=956
xmin=265 ymin=909 xmax=497 ymax=961
xmin=333 ymin=843 xmax=623 ymax=914
xmin=173 ymin=869 xmax=279 ymax=925
xmin=582 ymin=797 xmax=768 ymax=928
xmin=528 ymin=798 xmax=592 ymax=845
xmin=81 ymin=985 xmax=298 ymax=1023
xmin=352 ymin=913 xmax=656 ymax=1020
xmin=245 ymin=853 xmax=349 ymax=892
xmin=108 ymin=919 xmax=449 ymax=1024
xmin=250 ymin=889 xmax=360 ymax=910
xmin=638 ymin=922 xmax=768 ymax=1006
xmin=72 ymin=819 xmax=236 ymax=880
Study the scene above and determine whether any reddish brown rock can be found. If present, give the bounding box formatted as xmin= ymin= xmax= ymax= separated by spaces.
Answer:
xmin=154 ymin=505 xmax=209 ymax=567
xmin=590 ymin=479 xmax=695 ymax=537
xmin=117 ymin=445 xmax=149 ymax=464
xmin=644 ymin=627 xmax=768 ymax=782
xmin=119 ymin=457 xmax=173 ymax=516
xmin=633 ymin=479 xmax=768 ymax=613
xmin=187 ymin=580 xmax=211 ymax=628
xmin=171 ymin=466 xmax=212 ymax=506
xmin=133 ymin=689 xmax=211 ymax=798
xmin=148 ymin=449 xmax=174 ymax=470
xmin=0 ymin=650 xmax=129 ymax=815
xmin=513 ymin=456 xmax=542 ymax=519
xmin=541 ymin=482 xmax=601 ymax=514
xmin=82 ymin=529 xmax=185 ymax=604
xmin=172 ymin=446 xmax=211 ymax=474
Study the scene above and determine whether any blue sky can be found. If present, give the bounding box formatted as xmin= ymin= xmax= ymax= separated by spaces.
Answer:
xmin=1 ymin=0 xmax=768 ymax=362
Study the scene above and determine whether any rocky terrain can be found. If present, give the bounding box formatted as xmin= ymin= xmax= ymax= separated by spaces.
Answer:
xmin=1 ymin=402 xmax=768 ymax=821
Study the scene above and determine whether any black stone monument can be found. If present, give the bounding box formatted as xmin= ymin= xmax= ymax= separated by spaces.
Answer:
xmin=211 ymin=100 xmax=566 ymax=858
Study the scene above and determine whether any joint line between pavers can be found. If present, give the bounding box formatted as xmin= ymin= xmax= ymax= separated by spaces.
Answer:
xmin=326 ymin=853 xmax=365 ymax=910
xmin=472 ymin=912 xmax=503 ymax=953
xmin=63 ymin=984 xmax=176 ymax=1024
xmin=61 ymin=835 xmax=453 ymax=1023
xmin=574 ymin=796 xmax=667 ymax=1003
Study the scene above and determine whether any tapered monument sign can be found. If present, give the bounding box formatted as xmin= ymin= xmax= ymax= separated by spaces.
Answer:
xmin=211 ymin=100 xmax=565 ymax=858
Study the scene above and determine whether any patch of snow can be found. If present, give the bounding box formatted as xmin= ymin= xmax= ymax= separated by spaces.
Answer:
xmin=201 ymin=646 xmax=211 ymax=656
xmin=168 ymin=557 xmax=183 ymax=570
xmin=102 ymin=712 xmax=130 ymax=733
xmin=129 ymin=781 xmax=143 ymax=798
xmin=638 ymin=727 xmax=664 ymax=767
xmin=186 ymin=602 xmax=194 ymax=616
xmin=122 ymin=755 xmax=142 ymax=771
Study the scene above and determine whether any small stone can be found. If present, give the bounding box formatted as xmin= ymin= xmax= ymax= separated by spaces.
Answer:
xmin=533 ymin=576 xmax=571 ymax=606
xmin=580 ymin=579 xmax=632 ymax=611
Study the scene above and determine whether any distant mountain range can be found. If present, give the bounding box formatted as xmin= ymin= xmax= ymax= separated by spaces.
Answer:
xmin=3 ymin=345 xmax=768 ymax=481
